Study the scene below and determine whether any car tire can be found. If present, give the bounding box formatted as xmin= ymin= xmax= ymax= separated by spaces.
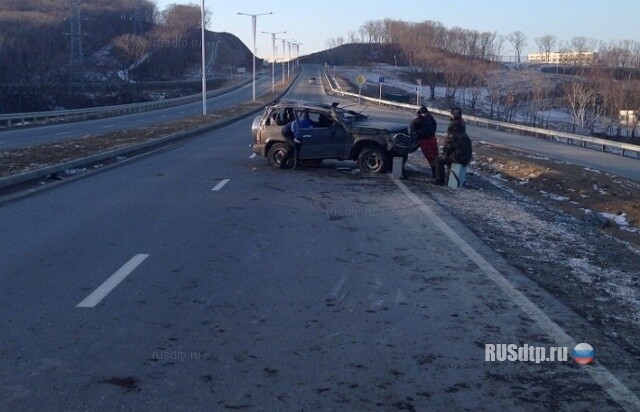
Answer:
xmin=357 ymin=146 xmax=388 ymax=174
xmin=267 ymin=143 xmax=293 ymax=169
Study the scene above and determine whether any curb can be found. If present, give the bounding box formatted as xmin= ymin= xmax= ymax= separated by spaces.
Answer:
xmin=0 ymin=71 xmax=301 ymax=191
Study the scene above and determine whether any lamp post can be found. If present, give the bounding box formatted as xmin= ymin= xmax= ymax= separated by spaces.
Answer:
xmin=277 ymin=37 xmax=286 ymax=83
xmin=237 ymin=11 xmax=272 ymax=101
xmin=292 ymin=42 xmax=301 ymax=71
xmin=200 ymin=0 xmax=206 ymax=115
xmin=286 ymin=40 xmax=295 ymax=79
xmin=262 ymin=30 xmax=285 ymax=93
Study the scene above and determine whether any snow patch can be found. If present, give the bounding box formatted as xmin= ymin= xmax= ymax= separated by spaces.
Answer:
xmin=539 ymin=190 xmax=570 ymax=201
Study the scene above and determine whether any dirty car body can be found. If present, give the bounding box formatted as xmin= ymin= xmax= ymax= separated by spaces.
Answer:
xmin=250 ymin=101 xmax=416 ymax=173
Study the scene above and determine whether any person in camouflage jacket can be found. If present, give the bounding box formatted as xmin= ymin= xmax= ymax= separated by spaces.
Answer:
xmin=434 ymin=107 xmax=473 ymax=185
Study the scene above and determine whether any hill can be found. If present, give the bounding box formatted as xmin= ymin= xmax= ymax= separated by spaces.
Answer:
xmin=0 ymin=1 xmax=257 ymax=112
xmin=301 ymin=43 xmax=406 ymax=67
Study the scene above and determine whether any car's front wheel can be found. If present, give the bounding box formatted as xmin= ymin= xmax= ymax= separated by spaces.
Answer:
xmin=357 ymin=146 xmax=388 ymax=173
xmin=267 ymin=143 xmax=293 ymax=169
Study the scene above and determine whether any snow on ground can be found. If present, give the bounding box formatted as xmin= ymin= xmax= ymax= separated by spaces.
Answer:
xmin=404 ymin=142 xmax=640 ymax=355
xmin=332 ymin=63 xmax=637 ymax=138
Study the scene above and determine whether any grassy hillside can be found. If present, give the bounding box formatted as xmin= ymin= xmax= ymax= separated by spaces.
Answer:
xmin=0 ymin=1 xmax=255 ymax=112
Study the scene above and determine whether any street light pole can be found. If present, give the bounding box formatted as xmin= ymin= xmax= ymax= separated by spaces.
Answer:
xmin=292 ymin=42 xmax=301 ymax=71
xmin=200 ymin=0 xmax=207 ymax=115
xmin=278 ymin=38 xmax=286 ymax=83
xmin=237 ymin=11 xmax=272 ymax=101
xmin=286 ymin=40 xmax=293 ymax=79
xmin=262 ymin=30 xmax=285 ymax=93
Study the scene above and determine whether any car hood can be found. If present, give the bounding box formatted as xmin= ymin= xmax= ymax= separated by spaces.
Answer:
xmin=350 ymin=120 xmax=407 ymax=134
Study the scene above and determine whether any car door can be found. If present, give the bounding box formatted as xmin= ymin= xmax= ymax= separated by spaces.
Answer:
xmin=259 ymin=107 xmax=292 ymax=144
xmin=298 ymin=124 xmax=348 ymax=160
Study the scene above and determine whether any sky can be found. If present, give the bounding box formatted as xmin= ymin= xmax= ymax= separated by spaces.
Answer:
xmin=152 ymin=0 xmax=640 ymax=60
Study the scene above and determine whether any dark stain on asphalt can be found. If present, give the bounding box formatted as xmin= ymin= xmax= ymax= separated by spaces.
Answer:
xmin=101 ymin=376 xmax=140 ymax=392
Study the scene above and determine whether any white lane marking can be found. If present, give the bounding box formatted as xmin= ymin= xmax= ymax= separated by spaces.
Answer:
xmin=211 ymin=178 xmax=230 ymax=191
xmin=76 ymin=254 xmax=149 ymax=308
xmin=249 ymin=153 xmax=257 ymax=159
xmin=393 ymin=179 xmax=640 ymax=411
xmin=103 ymin=124 xmax=115 ymax=128
xmin=54 ymin=131 xmax=70 ymax=136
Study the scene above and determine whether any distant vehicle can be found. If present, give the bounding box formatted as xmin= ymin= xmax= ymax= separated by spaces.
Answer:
xmin=250 ymin=101 xmax=416 ymax=173
xmin=308 ymin=77 xmax=316 ymax=85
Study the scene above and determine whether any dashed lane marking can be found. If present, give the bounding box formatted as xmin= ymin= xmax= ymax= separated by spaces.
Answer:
xmin=77 ymin=254 xmax=149 ymax=308
xmin=211 ymin=178 xmax=230 ymax=191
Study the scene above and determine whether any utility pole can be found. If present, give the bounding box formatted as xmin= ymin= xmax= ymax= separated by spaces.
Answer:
xmin=237 ymin=11 xmax=273 ymax=101
xmin=67 ymin=0 xmax=85 ymax=66
xmin=262 ymin=30 xmax=286 ymax=93
xmin=201 ymin=0 xmax=207 ymax=115
xmin=278 ymin=38 xmax=286 ymax=83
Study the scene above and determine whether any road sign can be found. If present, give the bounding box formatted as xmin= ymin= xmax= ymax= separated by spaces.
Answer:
xmin=379 ymin=76 xmax=385 ymax=83
xmin=356 ymin=75 xmax=366 ymax=86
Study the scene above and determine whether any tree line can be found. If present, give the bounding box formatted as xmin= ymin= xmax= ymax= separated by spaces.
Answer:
xmin=0 ymin=1 xmax=234 ymax=112
xmin=326 ymin=19 xmax=640 ymax=140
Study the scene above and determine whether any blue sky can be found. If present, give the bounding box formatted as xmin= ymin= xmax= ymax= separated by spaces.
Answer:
xmin=152 ymin=0 xmax=640 ymax=60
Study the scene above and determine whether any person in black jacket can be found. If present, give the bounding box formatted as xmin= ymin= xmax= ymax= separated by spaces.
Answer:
xmin=434 ymin=107 xmax=473 ymax=185
xmin=409 ymin=105 xmax=438 ymax=176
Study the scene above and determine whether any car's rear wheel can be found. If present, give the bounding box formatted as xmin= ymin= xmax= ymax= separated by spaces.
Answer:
xmin=357 ymin=146 xmax=388 ymax=173
xmin=267 ymin=143 xmax=293 ymax=169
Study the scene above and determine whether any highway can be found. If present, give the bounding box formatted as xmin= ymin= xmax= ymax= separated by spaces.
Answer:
xmin=1 ymin=66 xmax=640 ymax=411
xmin=0 ymin=71 xmax=276 ymax=150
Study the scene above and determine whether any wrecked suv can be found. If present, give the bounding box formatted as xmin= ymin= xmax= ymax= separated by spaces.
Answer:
xmin=250 ymin=101 xmax=416 ymax=173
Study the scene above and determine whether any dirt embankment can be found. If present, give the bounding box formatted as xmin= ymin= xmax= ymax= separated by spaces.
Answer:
xmin=470 ymin=142 xmax=640 ymax=247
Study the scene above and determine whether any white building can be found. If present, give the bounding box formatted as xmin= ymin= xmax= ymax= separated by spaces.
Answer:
xmin=528 ymin=51 xmax=598 ymax=65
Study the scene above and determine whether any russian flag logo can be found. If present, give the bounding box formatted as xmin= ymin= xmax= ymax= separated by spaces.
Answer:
xmin=572 ymin=343 xmax=595 ymax=365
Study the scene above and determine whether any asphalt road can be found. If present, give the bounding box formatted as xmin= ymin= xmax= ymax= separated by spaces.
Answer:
xmin=1 ymin=67 xmax=640 ymax=411
xmin=0 ymin=70 xmax=280 ymax=150
xmin=306 ymin=66 xmax=640 ymax=182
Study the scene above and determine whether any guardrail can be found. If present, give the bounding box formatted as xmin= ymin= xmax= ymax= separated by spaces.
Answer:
xmin=0 ymin=69 xmax=302 ymax=191
xmin=323 ymin=71 xmax=640 ymax=158
xmin=0 ymin=77 xmax=253 ymax=128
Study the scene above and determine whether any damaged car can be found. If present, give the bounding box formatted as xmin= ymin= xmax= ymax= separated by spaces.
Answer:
xmin=250 ymin=101 xmax=417 ymax=173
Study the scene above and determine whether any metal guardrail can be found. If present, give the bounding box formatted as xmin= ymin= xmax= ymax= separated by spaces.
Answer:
xmin=0 ymin=77 xmax=253 ymax=128
xmin=323 ymin=71 xmax=640 ymax=158
xmin=0 ymin=69 xmax=302 ymax=191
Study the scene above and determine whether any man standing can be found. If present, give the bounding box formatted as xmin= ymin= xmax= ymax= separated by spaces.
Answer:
xmin=410 ymin=105 xmax=438 ymax=176
xmin=434 ymin=107 xmax=473 ymax=185
xmin=291 ymin=109 xmax=313 ymax=169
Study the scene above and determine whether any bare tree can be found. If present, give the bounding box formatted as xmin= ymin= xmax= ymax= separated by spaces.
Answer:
xmin=535 ymin=34 xmax=556 ymax=63
xmin=507 ymin=30 xmax=527 ymax=63
xmin=346 ymin=30 xmax=358 ymax=44
xmin=571 ymin=36 xmax=595 ymax=53
xmin=160 ymin=4 xmax=203 ymax=30
xmin=479 ymin=31 xmax=496 ymax=59
xmin=564 ymin=80 xmax=601 ymax=132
